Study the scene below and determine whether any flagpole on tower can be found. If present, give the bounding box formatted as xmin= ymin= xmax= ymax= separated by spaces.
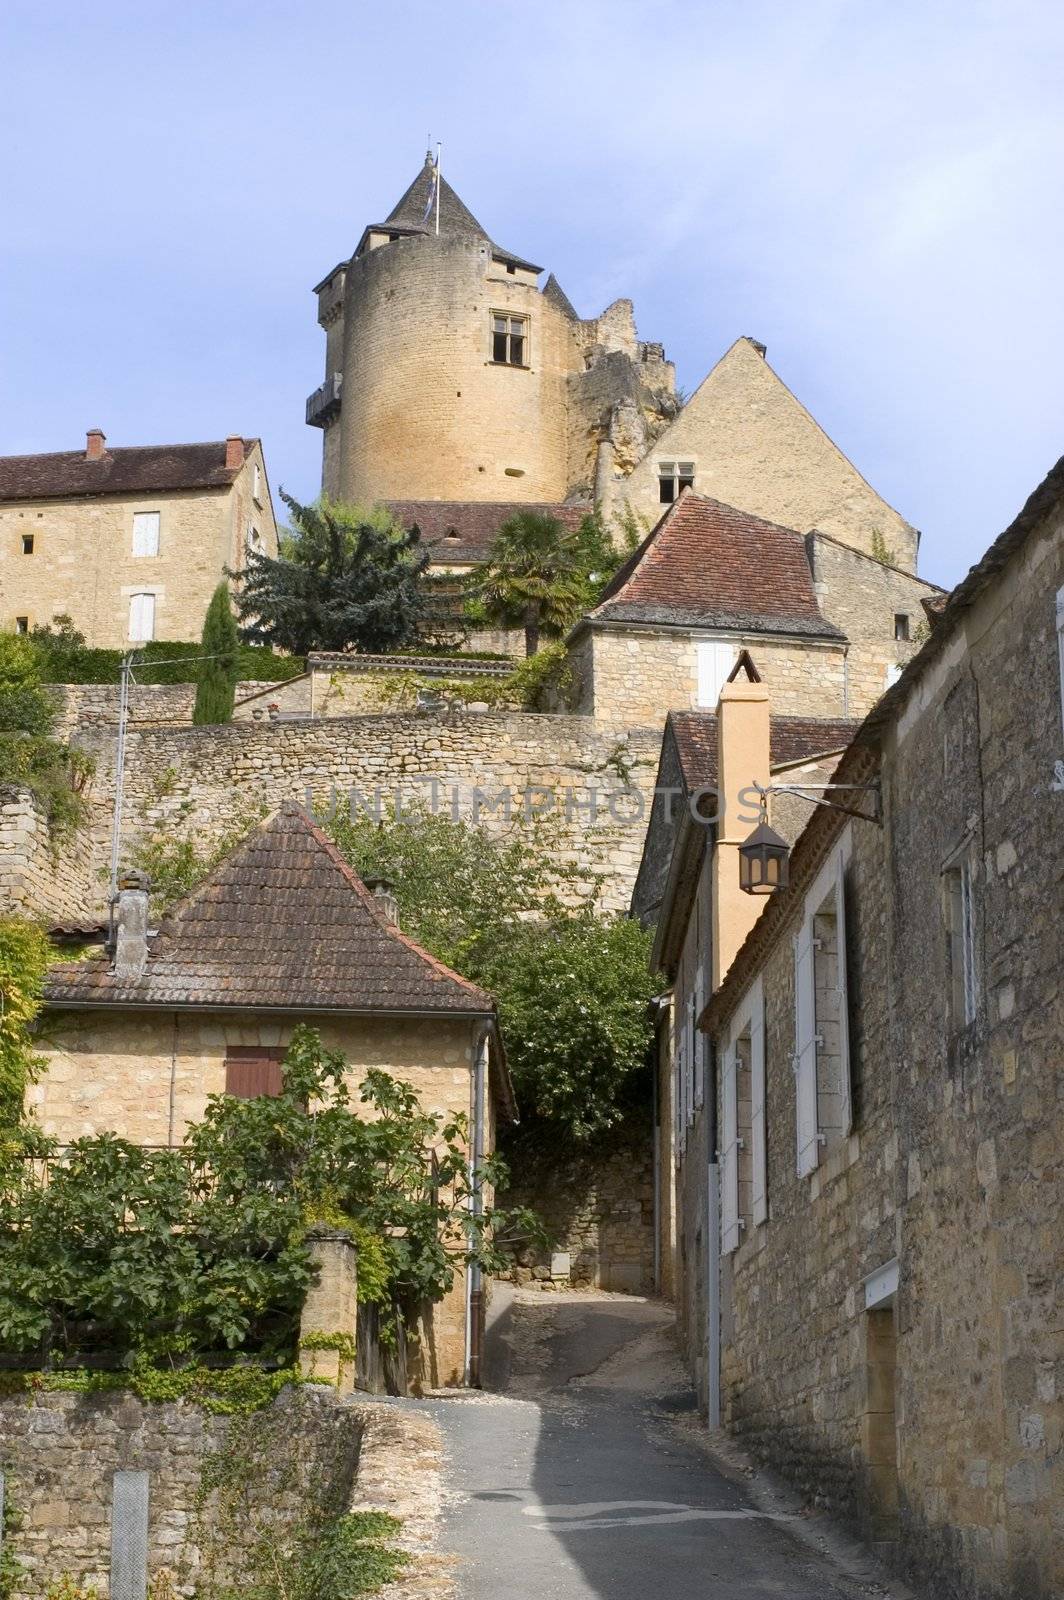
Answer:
xmin=435 ymin=141 xmax=442 ymax=235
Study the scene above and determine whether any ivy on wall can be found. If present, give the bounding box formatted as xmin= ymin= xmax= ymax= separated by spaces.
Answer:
xmin=0 ymin=917 xmax=51 ymax=1128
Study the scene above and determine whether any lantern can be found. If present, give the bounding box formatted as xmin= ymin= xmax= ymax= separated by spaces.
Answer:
xmin=738 ymin=799 xmax=789 ymax=895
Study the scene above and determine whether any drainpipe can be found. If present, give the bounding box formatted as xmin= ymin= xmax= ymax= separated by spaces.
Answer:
xmin=464 ymin=1026 xmax=489 ymax=1387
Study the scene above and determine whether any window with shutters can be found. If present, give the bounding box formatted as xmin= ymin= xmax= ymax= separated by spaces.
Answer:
xmin=793 ymin=831 xmax=852 ymax=1177
xmin=132 ymin=511 xmax=160 ymax=557
xmin=128 ymin=592 xmax=156 ymax=642
xmin=225 ymin=1046 xmax=284 ymax=1099
xmin=696 ymin=639 xmax=737 ymax=708
xmin=721 ymin=975 xmax=764 ymax=1253
xmin=943 ymin=848 xmax=978 ymax=1031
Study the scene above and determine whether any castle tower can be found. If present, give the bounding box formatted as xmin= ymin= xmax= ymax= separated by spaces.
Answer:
xmin=307 ymin=153 xmax=677 ymax=508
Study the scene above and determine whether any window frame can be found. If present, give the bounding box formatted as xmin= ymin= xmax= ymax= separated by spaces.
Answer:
xmin=489 ymin=310 xmax=530 ymax=368
xmin=943 ymin=843 xmax=978 ymax=1031
xmin=132 ymin=510 xmax=161 ymax=558
xmin=14 ymin=616 xmax=29 ymax=634
xmin=721 ymin=973 xmax=765 ymax=1253
xmin=893 ymin=612 xmax=910 ymax=642
xmin=695 ymin=638 xmax=737 ymax=708
xmin=658 ymin=460 xmax=696 ymax=504
xmin=21 ymin=534 xmax=34 ymax=555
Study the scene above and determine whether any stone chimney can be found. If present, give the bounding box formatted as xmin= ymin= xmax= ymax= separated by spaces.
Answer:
xmin=113 ymin=869 xmax=151 ymax=979
xmin=711 ymin=665 xmax=771 ymax=987
xmin=225 ymin=435 xmax=245 ymax=470
xmin=86 ymin=429 xmax=107 ymax=460
xmin=365 ymin=875 xmax=399 ymax=928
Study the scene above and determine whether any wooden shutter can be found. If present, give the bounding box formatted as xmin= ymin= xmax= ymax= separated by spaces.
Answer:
xmin=225 ymin=1046 xmax=284 ymax=1099
xmin=693 ymin=970 xmax=705 ymax=1110
xmin=132 ymin=511 xmax=160 ymax=557
xmin=128 ymin=592 xmax=155 ymax=641
xmin=696 ymin=641 xmax=736 ymax=708
xmin=721 ymin=1045 xmax=741 ymax=1255
xmin=834 ymin=852 xmax=853 ymax=1136
xmin=793 ymin=921 xmax=819 ymax=1177
xmin=749 ymin=980 xmax=767 ymax=1226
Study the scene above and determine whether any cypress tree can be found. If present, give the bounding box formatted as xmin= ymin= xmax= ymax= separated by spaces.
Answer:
xmin=193 ymin=583 xmax=240 ymax=725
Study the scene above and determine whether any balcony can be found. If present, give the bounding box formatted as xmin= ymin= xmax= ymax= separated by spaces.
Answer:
xmin=306 ymin=372 xmax=343 ymax=428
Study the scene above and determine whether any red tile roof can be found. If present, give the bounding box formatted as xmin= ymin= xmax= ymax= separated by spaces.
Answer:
xmin=0 ymin=440 xmax=256 ymax=502
xmin=588 ymin=492 xmax=843 ymax=639
xmin=386 ymin=500 xmax=585 ymax=565
xmin=44 ymin=804 xmax=495 ymax=1017
xmin=670 ymin=711 xmax=859 ymax=792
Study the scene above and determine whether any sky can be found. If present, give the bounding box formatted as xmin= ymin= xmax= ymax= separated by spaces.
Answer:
xmin=2 ymin=0 xmax=1062 ymax=587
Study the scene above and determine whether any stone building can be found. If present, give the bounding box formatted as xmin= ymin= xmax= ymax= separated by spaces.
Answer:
xmin=307 ymin=155 xmax=923 ymax=578
xmin=641 ymin=457 xmax=1064 ymax=1597
xmin=0 ymin=430 xmax=278 ymax=647
xmin=568 ymin=492 xmax=939 ymax=724
xmin=35 ymin=802 xmax=515 ymax=1388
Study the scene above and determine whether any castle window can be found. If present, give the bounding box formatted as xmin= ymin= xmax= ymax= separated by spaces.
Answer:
xmin=491 ymin=313 xmax=528 ymax=367
xmin=659 ymin=461 xmax=695 ymax=504
xmin=14 ymin=617 xmax=28 ymax=634
xmin=21 ymin=534 xmax=34 ymax=555
xmin=128 ymin=592 xmax=156 ymax=642
xmin=252 ymin=463 xmax=262 ymax=504
xmin=132 ymin=511 xmax=160 ymax=558
xmin=943 ymin=848 xmax=978 ymax=1031
xmin=894 ymin=613 xmax=910 ymax=641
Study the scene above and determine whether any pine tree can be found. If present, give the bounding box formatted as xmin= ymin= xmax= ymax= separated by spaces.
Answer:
xmin=193 ymin=583 xmax=240 ymax=726
xmin=232 ymin=493 xmax=429 ymax=656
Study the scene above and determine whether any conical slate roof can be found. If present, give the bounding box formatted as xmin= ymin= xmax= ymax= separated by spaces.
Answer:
xmin=361 ymin=152 xmax=542 ymax=274
xmin=44 ymin=804 xmax=495 ymax=1016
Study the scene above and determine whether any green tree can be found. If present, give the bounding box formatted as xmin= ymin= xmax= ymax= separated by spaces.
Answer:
xmin=192 ymin=583 xmax=241 ymax=725
xmin=233 ymin=493 xmax=429 ymax=655
xmin=0 ymin=1027 xmax=530 ymax=1363
xmin=474 ymin=510 xmax=588 ymax=655
xmin=0 ymin=632 xmax=92 ymax=837
xmin=0 ymin=918 xmax=52 ymax=1129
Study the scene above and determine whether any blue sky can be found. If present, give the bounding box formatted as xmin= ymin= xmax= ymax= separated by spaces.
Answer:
xmin=2 ymin=0 xmax=1061 ymax=586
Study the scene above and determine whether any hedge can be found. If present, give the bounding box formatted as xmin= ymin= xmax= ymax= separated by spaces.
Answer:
xmin=36 ymin=639 xmax=306 ymax=686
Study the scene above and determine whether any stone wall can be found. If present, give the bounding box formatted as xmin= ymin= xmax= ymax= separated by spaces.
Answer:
xmin=0 ymin=786 xmax=97 ymax=921
xmin=72 ymin=711 xmax=665 ymax=915
xmin=0 ymin=444 xmax=277 ymax=648
xmin=570 ymin=624 xmax=851 ymax=723
xmin=51 ymin=680 xmax=287 ymax=737
xmin=0 ymin=1384 xmax=440 ymax=1599
xmin=677 ymin=494 xmax=1064 ymax=1597
xmin=501 ymin=1121 xmax=656 ymax=1293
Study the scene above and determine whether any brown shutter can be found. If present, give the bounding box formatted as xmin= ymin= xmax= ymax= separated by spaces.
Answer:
xmin=224 ymin=1046 xmax=284 ymax=1099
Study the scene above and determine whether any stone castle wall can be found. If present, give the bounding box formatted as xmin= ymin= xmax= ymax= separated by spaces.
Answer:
xmin=0 ymin=786 xmax=97 ymax=922
xmin=0 ymin=446 xmax=277 ymax=648
xmin=73 ymin=710 xmax=665 ymax=915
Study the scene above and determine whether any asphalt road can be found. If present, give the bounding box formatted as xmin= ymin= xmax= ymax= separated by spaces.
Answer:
xmin=424 ymin=1291 xmax=898 ymax=1600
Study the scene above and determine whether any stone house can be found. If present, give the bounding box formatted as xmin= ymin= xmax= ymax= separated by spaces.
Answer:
xmin=35 ymin=802 xmax=515 ymax=1388
xmin=0 ymin=430 xmax=278 ymax=647
xmin=649 ymin=458 xmax=1064 ymax=1597
xmin=568 ymin=491 xmax=939 ymax=725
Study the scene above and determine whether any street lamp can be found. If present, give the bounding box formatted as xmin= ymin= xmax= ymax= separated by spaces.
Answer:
xmin=738 ymin=795 xmax=789 ymax=896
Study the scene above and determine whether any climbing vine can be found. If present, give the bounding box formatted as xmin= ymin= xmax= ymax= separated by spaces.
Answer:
xmin=0 ymin=917 xmax=52 ymax=1128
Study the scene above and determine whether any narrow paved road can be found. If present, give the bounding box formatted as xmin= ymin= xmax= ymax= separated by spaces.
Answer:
xmin=425 ymin=1289 xmax=903 ymax=1600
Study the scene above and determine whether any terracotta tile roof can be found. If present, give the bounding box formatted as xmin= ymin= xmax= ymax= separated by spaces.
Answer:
xmin=386 ymin=500 xmax=585 ymax=565
xmin=43 ymin=804 xmax=494 ymax=1017
xmin=0 ymin=439 xmax=256 ymax=503
xmin=670 ymin=711 xmax=859 ymax=792
xmin=588 ymin=493 xmax=844 ymax=639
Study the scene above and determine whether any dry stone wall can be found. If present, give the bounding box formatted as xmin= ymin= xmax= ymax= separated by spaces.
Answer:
xmin=0 ymin=786 xmax=97 ymax=921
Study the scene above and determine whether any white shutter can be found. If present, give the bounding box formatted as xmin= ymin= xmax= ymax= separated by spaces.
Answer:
xmin=128 ymin=592 xmax=155 ymax=642
xmin=721 ymin=1046 xmax=741 ymax=1255
xmin=693 ymin=974 xmax=705 ymax=1110
xmin=696 ymin=641 xmax=736 ymax=708
xmin=132 ymin=511 xmax=160 ymax=557
xmin=834 ymin=852 xmax=852 ymax=1136
xmin=749 ymin=980 xmax=767 ymax=1225
xmin=794 ymin=922 xmax=819 ymax=1176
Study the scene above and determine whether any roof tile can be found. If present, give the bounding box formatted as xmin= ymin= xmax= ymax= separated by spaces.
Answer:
xmin=0 ymin=440 xmax=256 ymax=503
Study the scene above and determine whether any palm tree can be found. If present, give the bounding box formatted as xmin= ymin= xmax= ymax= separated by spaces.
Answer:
xmin=476 ymin=512 xmax=587 ymax=656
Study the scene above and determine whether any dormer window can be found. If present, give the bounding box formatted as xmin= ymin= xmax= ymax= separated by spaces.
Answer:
xmin=491 ymin=313 xmax=528 ymax=367
xmin=659 ymin=461 xmax=695 ymax=504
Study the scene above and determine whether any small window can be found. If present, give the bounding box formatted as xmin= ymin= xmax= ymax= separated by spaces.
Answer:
xmin=252 ymin=463 xmax=262 ymax=504
xmin=21 ymin=534 xmax=34 ymax=555
xmin=132 ymin=511 xmax=160 ymax=557
xmin=225 ymin=1046 xmax=284 ymax=1099
xmin=696 ymin=639 xmax=737 ymax=708
xmin=128 ymin=592 xmax=156 ymax=642
xmin=14 ymin=617 xmax=29 ymax=634
xmin=658 ymin=461 xmax=695 ymax=504
xmin=491 ymin=312 xmax=528 ymax=367
xmin=894 ymin=613 xmax=910 ymax=641
xmin=944 ymin=854 xmax=977 ymax=1030
xmin=794 ymin=836 xmax=852 ymax=1177
xmin=246 ymin=522 xmax=262 ymax=556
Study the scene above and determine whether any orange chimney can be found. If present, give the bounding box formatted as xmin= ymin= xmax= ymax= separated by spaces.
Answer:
xmin=225 ymin=436 xmax=245 ymax=470
xmin=711 ymin=667 xmax=771 ymax=987
xmin=86 ymin=429 xmax=107 ymax=460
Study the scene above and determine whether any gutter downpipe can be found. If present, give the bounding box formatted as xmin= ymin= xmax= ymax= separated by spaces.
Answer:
xmin=706 ymin=1038 xmax=721 ymax=1428
xmin=464 ymin=1027 xmax=489 ymax=1387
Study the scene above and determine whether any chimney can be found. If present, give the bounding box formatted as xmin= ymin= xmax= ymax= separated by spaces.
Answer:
xmin=711 ymin=666 xmax=771 ymax=988
xmin=86 ymin=429 xmax=107 ymax=460
xmin=365 ymin=874 xmax=399 ymax=928
xmin=113 ymin=869 xmax=151 ymax=979
xmin=225 ymin=435 xmax=245 ymax=471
